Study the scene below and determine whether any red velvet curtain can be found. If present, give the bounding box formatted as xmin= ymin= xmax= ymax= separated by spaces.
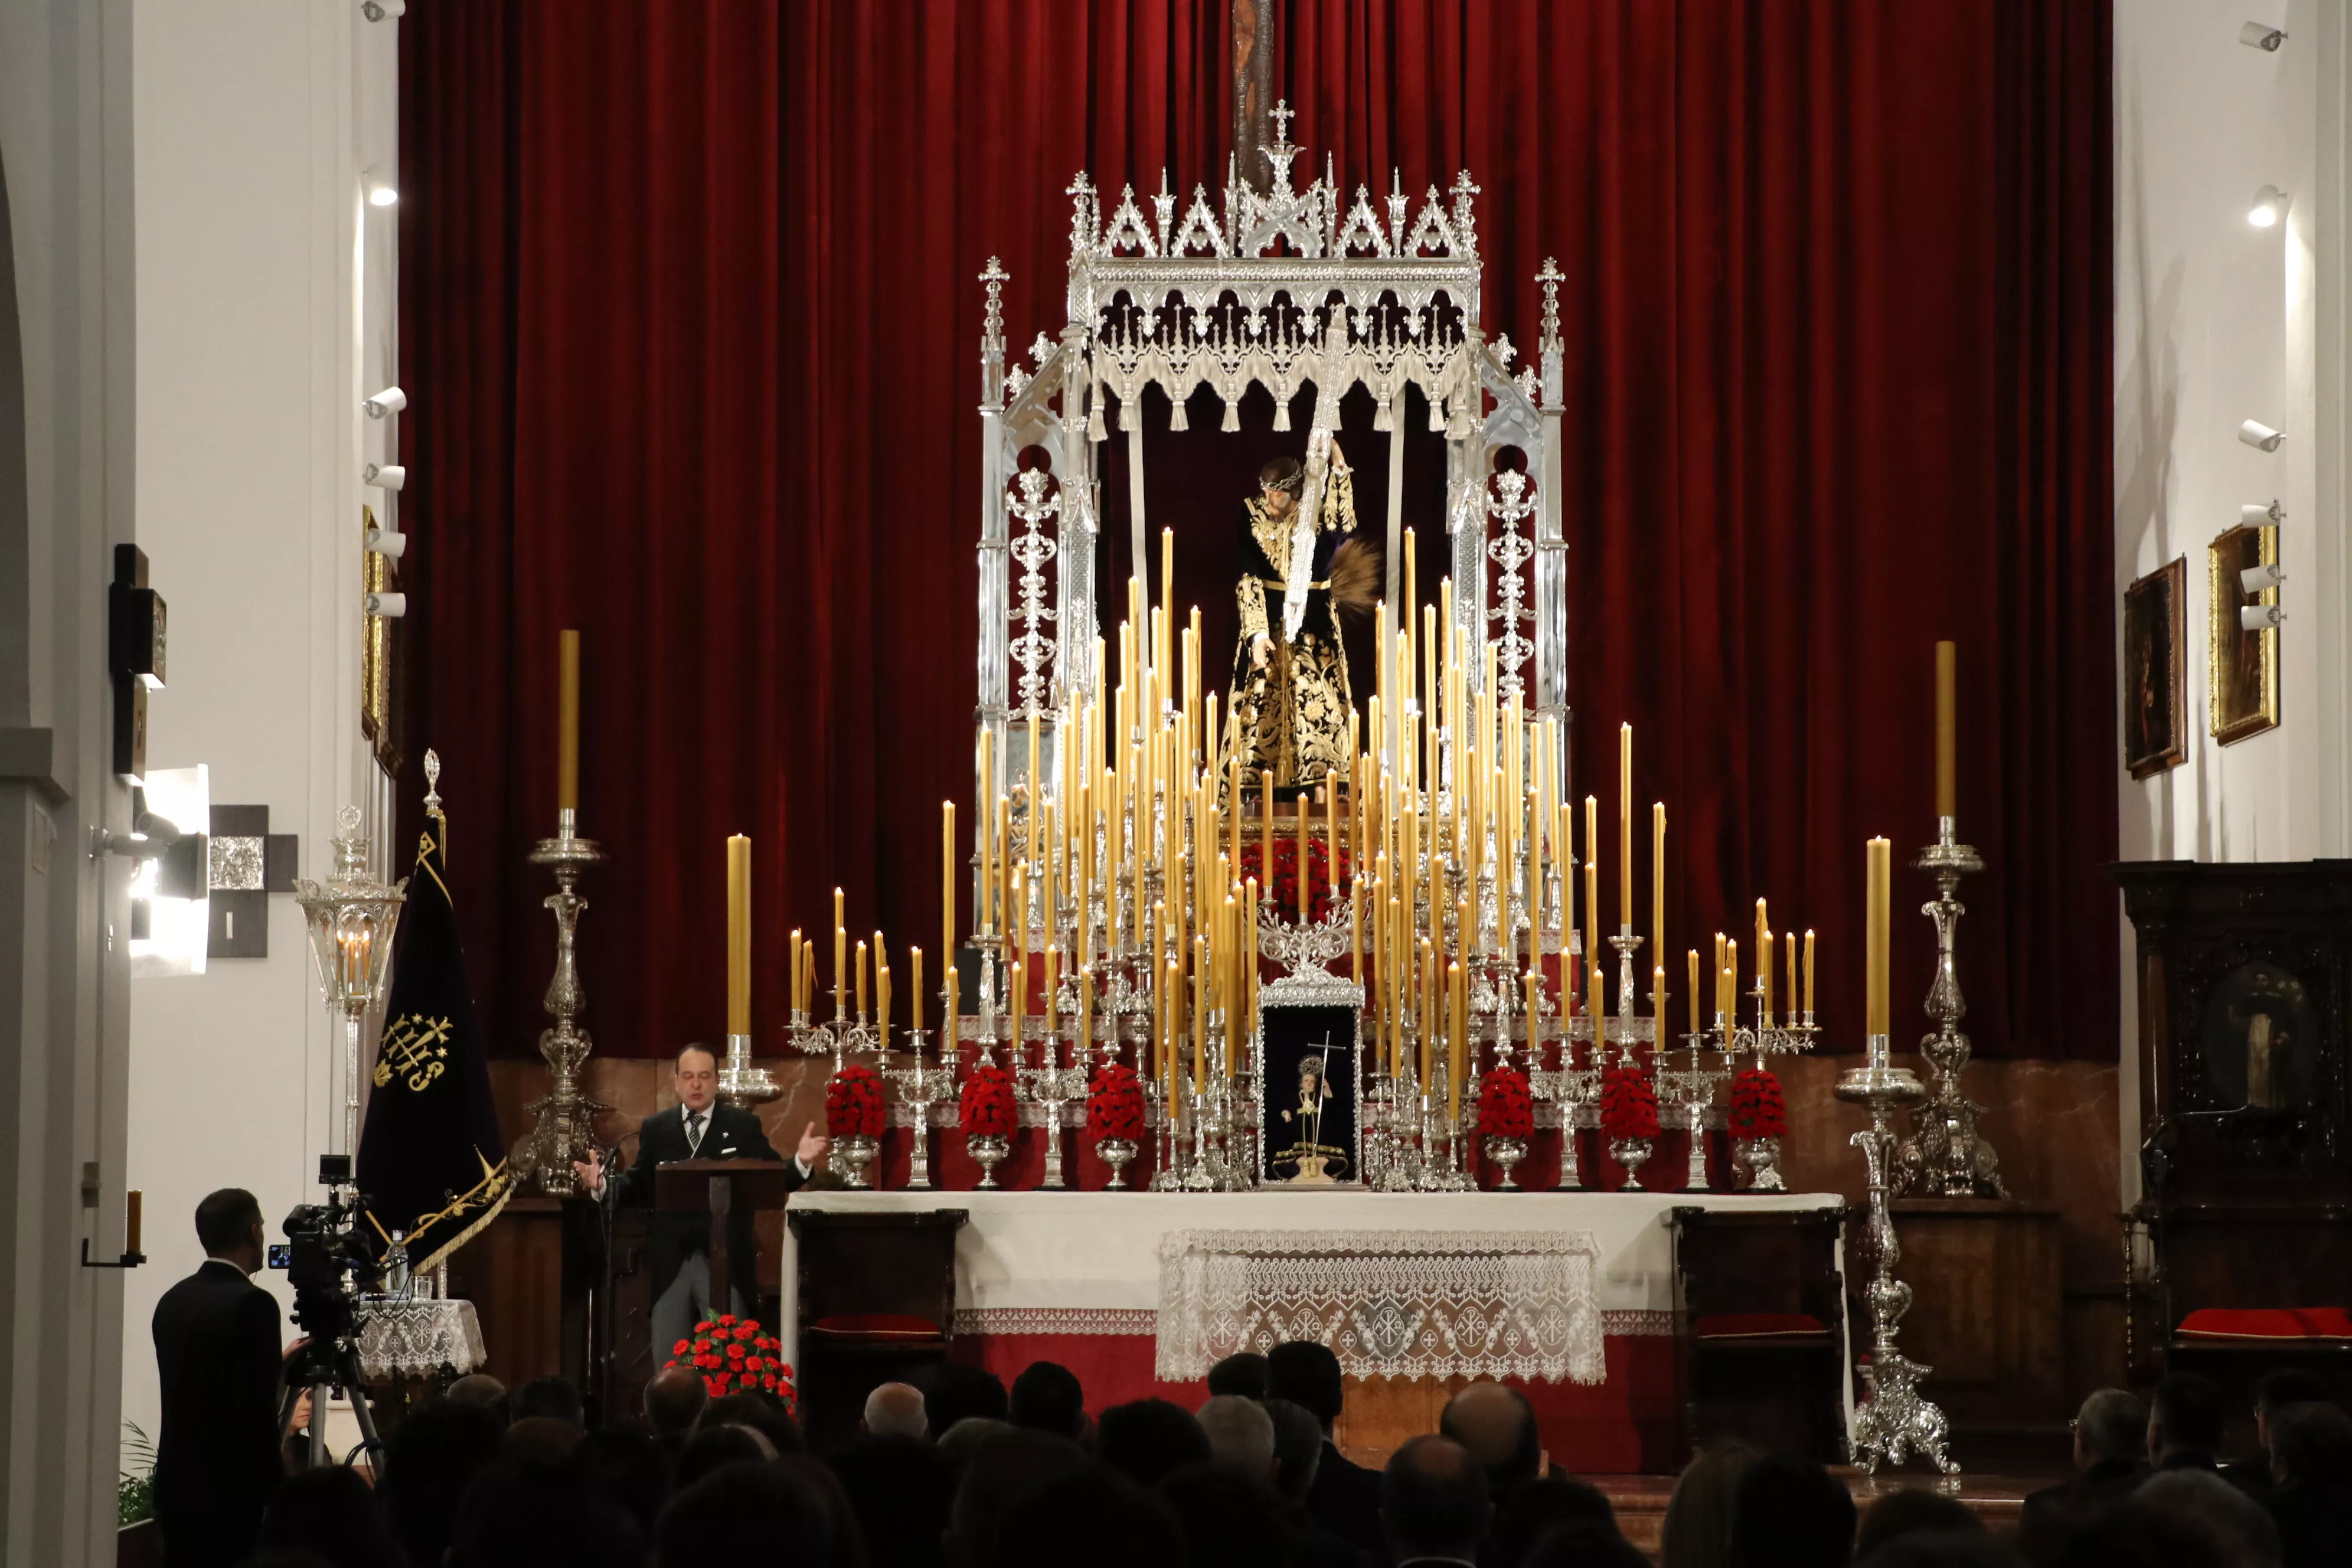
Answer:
xmin=400 ymin=1 xmax=2112 ymax=1061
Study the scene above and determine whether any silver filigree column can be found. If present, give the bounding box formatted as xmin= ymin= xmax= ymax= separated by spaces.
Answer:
xmin=512 ymin=787 xmax=612 ymax=1195
xmin=1897 ymin=821 xmax=2005 ymax=1197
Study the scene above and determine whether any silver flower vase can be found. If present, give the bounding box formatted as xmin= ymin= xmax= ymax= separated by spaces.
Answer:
xmin=1482 ymin=1136 xmax=1528 ymax=1191
xmin=967 ymin=1133 xmax=1011 ymax=1189
xmin=1609 ymin=1137 xmax=1654 ymax=1191
xmin=834 ymin=1133 xmax=878 ymax=1190
xmin=1096 ymin=1138 xmax=1138 ymax=1190
xmin=1735 ymin=1135 xmax=1786 ymax=1192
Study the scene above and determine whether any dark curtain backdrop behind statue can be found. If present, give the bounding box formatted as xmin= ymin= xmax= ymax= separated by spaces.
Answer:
xmin=399 ymin=1 xmax=2112 ymax=1061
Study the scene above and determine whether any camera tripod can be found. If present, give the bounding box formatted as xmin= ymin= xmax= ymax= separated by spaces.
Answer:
xmin=276 ymin=1329 xmax=387 ymax=1475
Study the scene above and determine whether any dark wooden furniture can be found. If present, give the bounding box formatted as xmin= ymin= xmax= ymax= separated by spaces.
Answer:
xmin=656 ymin=1159 xmax=800 ymax=1328
xmin=787 ymin=1208 xmax=967 ymax=1451
xmin=2115 ymin=861 xmax=2352 ymax=1442
xmin=1668 ymin=1206 xmax=1848 ymax=1462
xmin=1887 ymin=1199 xmax=2067 ymax=1466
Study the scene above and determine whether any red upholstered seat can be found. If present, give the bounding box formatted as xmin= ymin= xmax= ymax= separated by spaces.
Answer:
xmin=2177 ymin=1307 xmax=2352 ymax=1341
xmin=1694 ymin=1312 xmax=1829 ymax=1339
xmin=807 ymin=1312 xmax=943 ymax=1339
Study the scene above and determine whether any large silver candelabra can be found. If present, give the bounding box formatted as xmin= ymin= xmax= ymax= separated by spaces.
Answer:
xmin=1897 ymin=818 xmax=2004 ymax=1197
xmin=1835 ymin=1033 xmax=1958 ymax=1474
xmin=295 ymin=802 xmax=407 ymax=1157
xmin=513 ymin=801 xmax=612 ymax=1194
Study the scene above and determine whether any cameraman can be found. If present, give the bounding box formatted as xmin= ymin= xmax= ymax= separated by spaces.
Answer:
xmin=151 ymin=1188 xmax=296 ymax=1568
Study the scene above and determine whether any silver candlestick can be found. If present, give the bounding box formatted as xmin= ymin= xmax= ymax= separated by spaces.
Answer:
xmin=1836 ymin=1033 xmax=1958 ymax=1474
xmin=514 ymin=801 xmax=613 ymax=1194
xmin=1897 ymin=818 xmax=2004 ymax=1197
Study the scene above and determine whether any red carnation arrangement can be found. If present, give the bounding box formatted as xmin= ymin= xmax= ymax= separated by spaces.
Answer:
xmin=1086 ymin=1061 xmax=1145 ymax=1142
xmin=1238 ymin=838 xmax=1353 ymax=926
xmin=825 ymin=1063 xmax=886 ymax=1138
xmin=959 ymin=1063 xmax=1017 ymax=1138
xmin=1599 ymin=1063 xmax=1660 ymax=1141
xmin=1728 ymin=1067 xmax=1787 ymax=1141
xmin=662 ymin=1314 xmax=797 ymax=1412
xmin=1477 ymin=1068 xmax=1534 ymax=1139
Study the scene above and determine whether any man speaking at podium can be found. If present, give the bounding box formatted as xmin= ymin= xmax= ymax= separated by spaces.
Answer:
xmin=576 ymin=1043 xmax=829 ymax=1352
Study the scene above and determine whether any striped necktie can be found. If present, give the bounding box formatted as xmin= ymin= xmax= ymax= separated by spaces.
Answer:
xmin=686 ymin=1110 xmax=705 ymax=1155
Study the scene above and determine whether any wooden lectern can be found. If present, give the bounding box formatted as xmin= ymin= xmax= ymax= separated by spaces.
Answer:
xmin=655 ymin=1159 xmax=801 ymax=1321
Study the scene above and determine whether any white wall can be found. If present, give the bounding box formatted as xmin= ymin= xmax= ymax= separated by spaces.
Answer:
xmin=2112 ymin=2 xmax=2352 ymax=1197
xmin=120 ymin=0 xmax=398 ymax=1439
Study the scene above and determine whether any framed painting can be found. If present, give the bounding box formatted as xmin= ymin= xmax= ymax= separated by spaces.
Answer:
xmin=2207 ymin=524 xmax=2279 ymax=745
xmin=2123 ymin=557 xmax=2186 ymax=778
xmin=361 ymin=504 xmax=404 ymax=775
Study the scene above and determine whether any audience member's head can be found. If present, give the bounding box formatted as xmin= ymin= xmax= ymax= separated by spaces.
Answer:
xmin=674 ymin=1420 xmax=775 ymax=1488
xmin=2268 ymin=1399 xmax=2352 ymax=1489
xmin=2072 ymin=1387 xmax=2149 ymax=1471
xmin=447 ymin=1456 xmax=642 ymax=1568
xmin=1661 ymin=1441 xmax=1758 ymax=1568
xmin=703 ymin=1388 xmax=803 ymax=1455
xmin=2150 ymin=1373 xmax=2227 ymax=1464
xmin=2253 ymin=1370 xmax=2334 ymax=1453
xmin=194 ymin=1187 xmax=264 ymax=1264
xmin=1855 ymin=1488 xmax=1985 ymax=1559
xmin=1159 ymin=1462 xmax=1291 ymax=1568
xmin=643 ymin=1364 xmax=708 ymax=1439
xmin=445 ymin=1373 xmax=509 ymax=1423
xmin=2026 ymin=1501 xmax=2226 ymax=1568
xmin=1440 ymin=1380 xmax=1545 ymax=1498
xmin=511 ymin=1374 xmax=585 ymax=1427
xmin=1490 ymin=1475 xmax=1621 ymax=1568
xmin=778 ymin=1453 xmax=869 ymax=1568
xmin=568 ymin=1426 xmax=670 ymax=1543
xmin=1262 ymin=1397 xmax=1324 ymax=1505
xmin=254 ymin=1465 xmax=396 ymax=1568
xmin=380 ymin=1397 xmax=504 ymax=1568
xmin=1206 ymin=1351 xmax=1270 ymax=1400
xmin=1009 ymin=1360 xmax=1087 ymax=1440
xmin=946 ymin=1428 xmax=1089 ymax=1568
xmin=657 ymin=1456 xmax=832 ymax=1564
xmin=936 ymin=1416 xmax=1018 ymax=1469
xmin=1382 ymin=1434 xmax=1492 ymax=1562
xmin=1096 ymin=1399 xmax=1213 ymax=1487
xmin=998 ymin=1461 xmax=1183 ymax=1568
xmin=503 ymin=1415 xmax=584 ymax=1464
xmin=1523 ymin=1521 xmax=1654 ymax=1568
xmin=1730 ymin=1451 xmax=1856 ymax=1568
xmin=923 ymin=1363 xmax=1011 ymax=1433
xmin=1195 ymin=1394 xmax=1278 ymax=1482
xmin=829 ymin=1433 xmax=953 ymax=1568
xmin=1265 ymin=1341 xmax=1345 ymax=1436
xmin=2134 ymin=1468 xmax=2281 ymax=1568
xmin=1856 ymin=1535 xmax=2026 ymax=1568
xmin=863 ymin=1379 xmax=929 ymax=1441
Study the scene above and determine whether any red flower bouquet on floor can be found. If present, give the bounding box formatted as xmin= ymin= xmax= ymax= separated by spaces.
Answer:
xmin=1728 ymin=1067 xmax=1788 ymax=1141
xmin=663 ymin=1315 xmax=796 ymax=1411
xmin=1086 ymin=1061 xmax=1145 ymax=1142
xmin=1477 ymin=1068 xmax=1534 ymax=1139
xmin=1237 ymin=838 xmax=1353 ymax=926
xmin=959 ymin=1063 xmax=1017 ymax=1138
xmin=825 ymin=1063 xmax=886 ymax=1138
xmin=1599 ymin=1063 xmax=1661 ymax=1141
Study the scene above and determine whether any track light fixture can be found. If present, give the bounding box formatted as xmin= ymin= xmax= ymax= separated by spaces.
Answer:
xmin=2240 ymin=561 xmax=2286 ymax=594
xmin=365 ymin=592 xmax=407 ymax=619
xmin=2239 ymin=419 xmax=2285 ymax=452
xmin=363 ymin=462 xmax=406 ymax=492
xmin=2240 ymin=603 xmax=2285 ymax=631
xmin=2239 ymin=21 xmax=2287 ymax=51
xmin=363 ymin=167 xmax=398 ymax=209
xmin=362 ymin=386 xmax=406 ymax=419
xmin=362 ymin=0 xmax=406 ymax=19
xmin=2249 ymin=185 xmax=2289 ymax=227
xmin=364 ymin=525 xmax=407 ymax=560
xmin=2242 ymin=500 xmax=2285 ymax=527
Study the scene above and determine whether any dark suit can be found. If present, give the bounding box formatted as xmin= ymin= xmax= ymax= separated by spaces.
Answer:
xmin=1305 ymin=1437 xmax=1386 ymax=1556
xmin=2268 ymin=1481 xmax=2352 ymax=1568
xmin=612 ymin=1102 xmax=805 ymax=1309
xmin=2019 ymin=1456 xmax=2149 ymax=1546
xmin=151 ymin=1259 xmax=284 ymax=1568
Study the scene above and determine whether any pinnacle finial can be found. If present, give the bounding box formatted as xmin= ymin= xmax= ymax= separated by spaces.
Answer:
xmin=423 ymin=747 xmax=443 ymax=816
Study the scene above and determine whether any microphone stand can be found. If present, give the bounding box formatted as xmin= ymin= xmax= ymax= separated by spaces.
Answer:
xmin=594 ymin=1142 xmax=622 ymax=1426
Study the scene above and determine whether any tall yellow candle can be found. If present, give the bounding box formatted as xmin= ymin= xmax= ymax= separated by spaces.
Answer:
xmin=1587 ymin=961 xmax=1603 ymax=1025
xmin=1448 ymin=960 xmax=1466 ymax=1125
xmin=1192 ymin=936 xmax=1207 ymax=1083
xmin=1725 ymin=939 xmax=1737 ymax=1020
xmin=942 ymin=801 xmax=957 ymax=965
xmin=912 ymin=947 xmax=924 ymax=1040
xmin=1935 ymin=640 xmax=1958 ymax=820
xmin=1260 ymin=770 xmax=1275 ymax=890
xmin=557 ymin=629 xmax=580 ymax=813
xmin=1651 ymin=801 xmax=1667 ymax=981
xmin=1786 ymin=933 xmax=1798 ymax=1027
xmin=1582 ymin=796 xmax=1600 ymax=957
xmin=878 ymin=962 xmax=891 ymax=1053
xmin=1419 ymin=940 xmax=1435 ymax=1086
xmin=1867 ymin=837 xmax=1892 ymax=1036
xmin=726 ymin=835 xmax=752 ymax=1035
xmin=1618 ymin=724 xmax=1633 ymax=930
xmin=789 ymin=929 xmax=803 ymax=1014
xmin=1755 ymin=899 xmax=1769 ymax=978
xmin=1688 ymin=950 xmax=1701 ymax=1038
xmin=1297 ymin=794 xmax=1312 ymax=923
xmin=1760 ymin=930 xmax=1774 ymax=1022
xmin=855 ymin=940 xmax=868 ymax=1019
xmin=1713 ymin=932 xmax=1726 ymax=1014
xmin=1804 ymin=928 xmax=1817 ymax=1017
xmin=1009 ymin=957 xmax=1024 ymax=1046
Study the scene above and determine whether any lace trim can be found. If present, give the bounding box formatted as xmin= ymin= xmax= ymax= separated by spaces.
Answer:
xmin=1602 ymin=1309 xmax=1675 ymax=1338
xmin=355 ymin=1299 xmax=486 ymax=1379
xmin=953 ymin=1307 xmax=1158 ymax=1337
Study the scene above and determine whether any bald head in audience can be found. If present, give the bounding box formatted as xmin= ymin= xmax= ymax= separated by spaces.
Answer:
xmin=642 ymin=1367 xmax=707 ymax=1440
xmin=1440 ymin=1381 xmax=1544 ymax=1497
xmin=1197 ymin=1394 xmax=1277 ymax=1482
xmin=864 ymin=1381 xmax=929 ymax=1441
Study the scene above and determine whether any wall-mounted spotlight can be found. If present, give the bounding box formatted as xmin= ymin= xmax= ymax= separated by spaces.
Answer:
xmin=2242 ymin=499 xmax=2286 ymax=527
xmin=2240 ymin=561 xmax=2287 ymax=594
xmin=2240 ymin=603 xmax=2286 ymax=631
xmin=362 ymin=386 xmax=406 ymax=419
xmin=365 ymin=592 xmax=407 ymax=619
xmin=2239 ymin=21 xmax=2287 ymax=51
xmin=2239 ymin=419 xmax=2285 ymax=452
xmin=364 ymin=167 xmax=398 ymax=208
xmin=363 ymin=462 xmax=406 ymax=491
xmin=362 ymin=0 xmax=407 ymax=19
xmin=364 ymin=525 xmax=407 ymax=560
xmin=2249 ymin=185 xmax=2290 ymax=227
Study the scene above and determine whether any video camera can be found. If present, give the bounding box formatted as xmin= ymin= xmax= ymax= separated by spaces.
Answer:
xmin=276 ymin=1155 xmax=384 ymax=1345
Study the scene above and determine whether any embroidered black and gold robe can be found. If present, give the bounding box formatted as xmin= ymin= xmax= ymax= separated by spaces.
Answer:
xmin=1228 ymin=463 xmax=1358 ymax=793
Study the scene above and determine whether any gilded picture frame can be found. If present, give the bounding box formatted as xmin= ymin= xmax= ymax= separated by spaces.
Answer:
xmin=361 ymin=504 xmax=404 ymax=774
xmin=2207 ymin=524 xmax=2279 ymax=745
xmin=2123 ymin=557 xmax=2186 ymax=779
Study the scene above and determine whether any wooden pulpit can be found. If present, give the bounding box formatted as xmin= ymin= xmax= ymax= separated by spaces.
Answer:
xmin=655 ymin=1159 xmax=799 ymax=1321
